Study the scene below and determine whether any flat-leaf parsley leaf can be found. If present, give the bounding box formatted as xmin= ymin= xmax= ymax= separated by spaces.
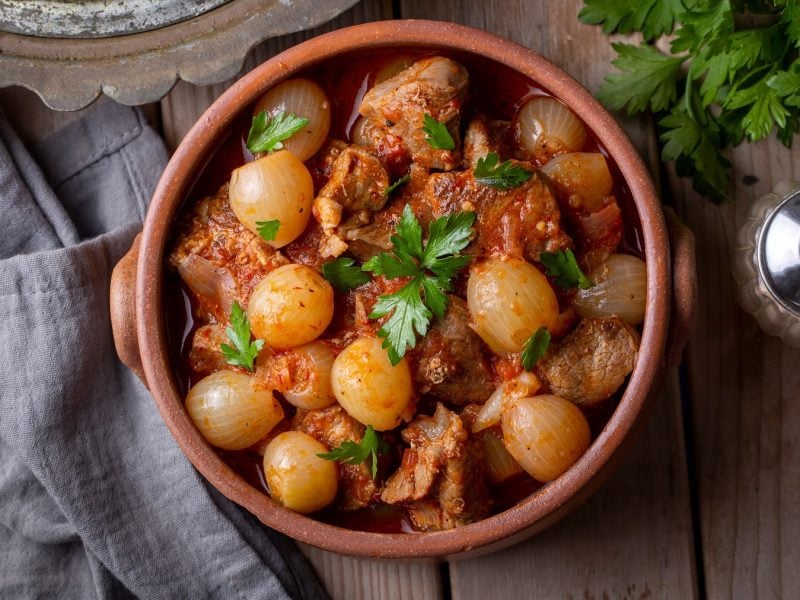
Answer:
xmin=596 ymin=42 xmax=684 ymax=114
xmin=473 ymin=152 xmax=532 ymax=190
xmin=322 ymin=257 xmax=370 ymax=292
xmin=220 ymin=301 xmax=264 ymax=372
xmin=422 ymin=114 xmax=455 ymax=150
xmin=363 ymin=205 xmax=476 ymax=364
xmin=246 ymin=110 xmax=309 ymax=154
xmin=579 ymin=0 xmax=682 ymax=42
xmin=255 ymin=219 xmax=280 ymax=242
xmin=521 ymin=327 xmax=551 ymax=371
xmin=317 ymin=425 xmax=388 ymax=479
xmin=539 ymin=249 xmax=592 ymax=290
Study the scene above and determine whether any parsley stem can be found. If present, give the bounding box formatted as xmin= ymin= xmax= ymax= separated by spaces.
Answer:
xmin=682 ymin=60 xmax=696 ymax=119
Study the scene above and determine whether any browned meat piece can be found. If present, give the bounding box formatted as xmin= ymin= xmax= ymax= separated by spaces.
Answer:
xmin=382 ymin=403 xmax=466 ymax=504
xmin=425 ymin=169 xmax=572 ymax=262
xmin=296 ymin=405 xmax=378 ymax=510
xmin=188 ymin=323 xmax=309 ymax=385
xmin=187 ymin=323 xmax=230 ymax=376
xmin=405 ymin=500 xmax=448 ymax=531
xmin=359 ymin=56 xmax=468 ymax=171
xmin=436 ymin=434 xmax=492 ymax=527
xmin=536 ymin=317 xmax=640 ymax=406
xmin=168 ymin=184 xmax=287 ymax=320
xmin=410 ymin=297 xmax=496 ymax=405
xmin=345 ymin=164 xmax=431 ymax=262
xmin=381 ymin=404 xmax=491 ymax=530
xmin=459 ymin=405 xmax=524 ymax=485
xmin=305 ymin=139 xmax=348 ymax=192
xmin=313 ymin=146 xmax=390 ymax=257
xmin=314 ymin=147 xmax=390 ymax=225
xmin=462 ymin=115 xmax=513 ymax=168
xmin=351 ymin=117 xmax=411 ymax=178
xmin=341 ymin=222 xmax=392 ymax=262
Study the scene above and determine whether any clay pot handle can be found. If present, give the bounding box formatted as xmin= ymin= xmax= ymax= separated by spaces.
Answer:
xmin=664 ymin=207 xmax=697 ymax=369
xmin=110 ymin=232 xmax=148 ymax=386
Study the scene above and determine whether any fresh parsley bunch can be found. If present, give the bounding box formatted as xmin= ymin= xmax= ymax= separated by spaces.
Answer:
xmin=580 ymin=0 xmax=800 ymax=201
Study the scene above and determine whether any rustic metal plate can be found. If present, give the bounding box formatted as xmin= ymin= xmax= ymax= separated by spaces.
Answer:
xmin=0 ymin=0 xmax=231 ymax=38
xmin=0 ymin=0 xmax=359 ymax=110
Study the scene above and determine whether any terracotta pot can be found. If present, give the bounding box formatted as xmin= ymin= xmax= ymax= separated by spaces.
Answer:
xmin=110 ymin=20 xmax=696 ymax=560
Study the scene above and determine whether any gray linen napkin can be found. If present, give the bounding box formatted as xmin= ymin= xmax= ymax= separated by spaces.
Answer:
xmin=0 ymin=99 xmax=328 ymax=600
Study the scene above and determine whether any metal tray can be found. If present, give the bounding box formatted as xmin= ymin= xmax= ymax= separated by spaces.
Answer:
xmin=0 ymin=0 xmax=359 ymax=110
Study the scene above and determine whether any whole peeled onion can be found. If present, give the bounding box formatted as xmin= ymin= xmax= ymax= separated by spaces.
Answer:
xmin=467 ymin=256 xmax=559 ymax=354
xmin=502 ymin=394 xmax=590 ymax=482
xmin=185 ymin=371 xmax=283 ymax=451
xmin=229 ymin=150 xmax=314 ymax=248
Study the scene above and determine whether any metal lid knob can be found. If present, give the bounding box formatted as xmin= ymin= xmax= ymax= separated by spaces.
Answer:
xmin=758 ymin=191 xmax=800 ymax=316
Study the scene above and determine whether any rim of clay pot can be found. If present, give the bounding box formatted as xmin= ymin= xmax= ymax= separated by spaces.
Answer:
xmin=137 ymin=19 xmax=669 ymax=559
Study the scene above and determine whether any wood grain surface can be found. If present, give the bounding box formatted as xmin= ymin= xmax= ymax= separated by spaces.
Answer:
xmin=3 ymin=0 xmax=797 ymax=598
xmin=671 ymin=137 xmax=800 ymax=600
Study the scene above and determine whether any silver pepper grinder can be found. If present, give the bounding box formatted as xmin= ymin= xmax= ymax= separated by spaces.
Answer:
xmin=733 ymin=180 xmax=800 ymax=347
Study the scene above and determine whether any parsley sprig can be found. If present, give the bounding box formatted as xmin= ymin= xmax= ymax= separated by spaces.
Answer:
xmin=473 ymin=152 xmax=532 ymax=190
xmin=363 ymin=205 xmax=476 ymax=364
xmin=322 ymin=257 xmax=370 ymax=292
xmin=521 ymin=327 xmax=551 ymax=371
xmin=539 ymin=249 xmax=592 ymax=290
xmin=422 ymin=114 xmax=456 ymax=150
xmin=220 ymin=301 xmax=264 ymax=372
xmin=317 ymin=425 xmax=389 ymax=479
xmin=246 ymin=110 xmax=309 ymax=154
xmin=580 ymin=0 xmax=800 ymax=201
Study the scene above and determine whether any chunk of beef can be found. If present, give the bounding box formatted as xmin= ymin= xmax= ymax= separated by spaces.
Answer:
xmin=359 ymin=57 xmax=468 ymax=171
xmin=168 ymin=184 xmax=287 ymax=320
xmin=462 ymin=115 xmax=514 ymax=168
xmin=381 ymin=403 xmax=464 ymax=504
xmin=410 ymin=297 xmax=496 ymax=405
xmin=187 ymin=323 xmax=317 ymax=385
xmin=351 ymin=117 xmax=410 ymax=178
xmin=435 ymin=434 xmax=492 ymax=527
xmin=425 ymin=169 xmax=572 ymax=262
xmin=381 ymin=404 xmax=491 ymax=530
xmin=296 ymin=405 xmax=378 ymax=510
xmin=305 ymin=139 xmax=348 ymax=192
xmin=312 ymin=146 xmax=390 ymax=258
xmin=187 ymin=323 xmax=230 ymax=376
xmin=345 ymin=164 xmax=431 ymax=262
xmin=536 ymin=317 xmax=640 ymax=406
xmin=253 ymin=347 xmax=305 ymax=395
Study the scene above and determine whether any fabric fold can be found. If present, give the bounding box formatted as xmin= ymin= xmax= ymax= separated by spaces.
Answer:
xmin=0 ymin=99 xmax=326 ymax=600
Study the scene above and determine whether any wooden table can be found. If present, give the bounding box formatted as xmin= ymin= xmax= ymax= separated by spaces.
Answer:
xmin=3 ymin=1 xmax=798 ymax=598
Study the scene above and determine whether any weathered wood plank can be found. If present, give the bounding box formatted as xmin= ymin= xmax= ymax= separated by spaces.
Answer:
xmin=161 ymin=2 xmax=444 ymax=599
xmin=300 ymin=546 xmax=443 ymax=600
xmin=669 ymin=138 xmax=800 ymax=600
xmin=396 ymin=1 xmax=698 ymax=598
